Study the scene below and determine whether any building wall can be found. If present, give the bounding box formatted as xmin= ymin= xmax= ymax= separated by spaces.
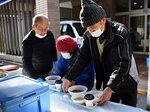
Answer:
xmin=71 ymin=0 xmax=116 ymax=21
xmin=0 ymin=0 xmax=148 ymax=63
xmin=97 ymin=0 xmax=116 ymax=20
xmin=60 ymin=7 xmax=72 ymax=20
xmin=72 ymin=5 xmax=81 ymax=20
xmin=0 ymin=0 xmax=60 ymax=63
xmin=0 ymin=0 xmax=35 ymax=56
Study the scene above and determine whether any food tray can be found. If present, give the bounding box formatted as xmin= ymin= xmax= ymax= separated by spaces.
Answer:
xmin=63 ymin=90 xmax=102 ymax=110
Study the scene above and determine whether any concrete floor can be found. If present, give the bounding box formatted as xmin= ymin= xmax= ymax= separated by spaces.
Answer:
xmin=135 ymin=54 xmax=149 ymax=111
xmin=137 ymin=94 xmax=147 ymax=110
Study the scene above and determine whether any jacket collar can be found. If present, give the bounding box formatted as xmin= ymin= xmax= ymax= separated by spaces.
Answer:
xmin=104 ymin=20 xmax=114 ymax=47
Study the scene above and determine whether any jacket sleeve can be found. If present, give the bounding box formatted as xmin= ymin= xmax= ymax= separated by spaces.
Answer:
xmin=107 ymin=29 xmax=132 ymax=92
xmin=52 ymin=56 xmax=67 ymax=78
xmin=65 ymin=36 xmax=92 ymax=81
xmin=22 ymin=39 xmax=38 ymax=79
xmin=74 ymin=62 xmax=95 ymax=90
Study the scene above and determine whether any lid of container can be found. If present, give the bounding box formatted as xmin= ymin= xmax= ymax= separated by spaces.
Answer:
xmin=55 ymin=79 xmax=62 ymax=84
xmin=0 ymin=75 xmax=48 ymax=102
xmin=84 ymin=94 xmax=95 ymax=100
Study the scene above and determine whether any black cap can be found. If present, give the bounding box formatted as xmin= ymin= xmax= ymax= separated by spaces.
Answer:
xmin=80 ymin=0 xmax=106 ymax=28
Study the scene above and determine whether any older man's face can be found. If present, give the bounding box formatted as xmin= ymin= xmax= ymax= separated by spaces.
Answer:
xmin=87 ymin=18 xmax=106 ymax=33
xmin=33 ymin=20 xmax=49 ymax=36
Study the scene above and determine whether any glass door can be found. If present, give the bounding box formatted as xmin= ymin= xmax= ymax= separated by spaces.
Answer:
xmin=147 ymin=15 xmax=150 ymax=52
xmin=130 ymin=16 xmax=145 ymax=52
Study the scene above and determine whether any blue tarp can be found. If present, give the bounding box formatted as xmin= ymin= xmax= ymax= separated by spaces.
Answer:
xmin=0 ymin=0 xmax=11 ymax=6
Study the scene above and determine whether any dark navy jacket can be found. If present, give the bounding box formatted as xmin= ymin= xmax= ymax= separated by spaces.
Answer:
xmin=52 ymin=49 xmax=95 ymax=90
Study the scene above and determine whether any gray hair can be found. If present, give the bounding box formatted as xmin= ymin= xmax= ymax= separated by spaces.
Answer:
xmin=32 ymin=14 xmax=48 ymax=26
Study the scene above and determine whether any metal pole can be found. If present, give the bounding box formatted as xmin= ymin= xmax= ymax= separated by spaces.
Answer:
xmin=9 ymin=1 xmax=16 ymax=55
xmin=21 ymin=0 xmax=26 ymax=36
xmin=26 ymin=0 xmax=30 ymax=33
xmin=16 ymin=0 xmax=22 ymax=55
xmin=1 ymin=5 xmax=7 ymax=54
xmin=146 ymin=20 xmax=150 ymax=111
xmin=4 ymin=5 xmax=11 ymax=54
xmin=13 ymin=0 xmax=20 ymax=55
xmin=0 ymin=7 xmax=4 ymax=53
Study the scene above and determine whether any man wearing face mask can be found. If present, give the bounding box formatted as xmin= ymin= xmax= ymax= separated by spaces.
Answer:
xmin=62 ymin=0 xmax=139 ymax=107
xmin=50 ymin=35 xmax=95 ymax=90
xmin=22 ymin=14 xmax=57 ymax=81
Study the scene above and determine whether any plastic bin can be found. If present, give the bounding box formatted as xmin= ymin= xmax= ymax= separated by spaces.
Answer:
xmin=0 ymin=75 xmax=50 ymax=112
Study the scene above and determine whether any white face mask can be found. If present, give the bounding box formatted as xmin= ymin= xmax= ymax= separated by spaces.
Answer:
xmin=90 ymin=28 xmax=104 ymax=38
xmin=35 ymin=33 xmax=47 ymax=39
xmin=61 ymin=53 xmax=72 ymax=59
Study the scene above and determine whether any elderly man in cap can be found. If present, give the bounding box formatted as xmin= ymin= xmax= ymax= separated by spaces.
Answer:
xmin=51 ymin=35 xmax=95 ymax=90
xmin=62 ymin=0 xmax=139 ymax=107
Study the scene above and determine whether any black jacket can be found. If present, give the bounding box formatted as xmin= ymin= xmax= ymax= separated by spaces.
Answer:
xmin=22 ymin=30 xmax=57 ymax=79
xmin=65 ymin=21 xmax=139 ymax=92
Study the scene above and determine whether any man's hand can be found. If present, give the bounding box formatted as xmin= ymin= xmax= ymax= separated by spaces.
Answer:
xmin=98 ymin=87 xmax=113 ymax=105
xmin=62 ymin=78 xmax=74 ymax=93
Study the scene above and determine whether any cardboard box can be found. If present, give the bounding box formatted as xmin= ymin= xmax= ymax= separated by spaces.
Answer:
xmin=0 ymin=75 xmax=50 ymax=112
